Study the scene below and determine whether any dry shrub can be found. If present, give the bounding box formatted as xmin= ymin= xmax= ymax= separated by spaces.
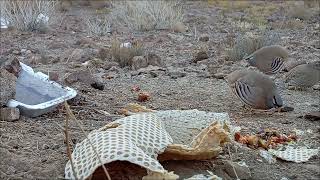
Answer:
xmin=110 ymin=1 xmax=184 ymax=31
xmin=288 ymin=6 xmax=312 ymax=20
xmin=215 ymin=1 xmax=278 ymax=31
xmin=244 ymin=5 xmax=277 ymax=28
xmin=303 ymin=0 xmax=320 ymax=9
xmin=110 ymin=39 xmax=143 ymax=67
xmin=57 ymin=0 xmax=72 ymax=12
xmin=83 ymin=13 xmax=112 ymax=36
xmin=0 ymin=0 xmax=58 ymax=32
xmin=209 ymin=0 xmax=250 ymax=11
xmin=226 ymin=32 xmax=280 ymax=61
xmin=271 ymin=19 xmax=304 ymax=30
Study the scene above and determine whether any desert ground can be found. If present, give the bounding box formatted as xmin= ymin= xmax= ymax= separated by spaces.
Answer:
xmin=0 ymin=1 xmax=319 ymax=180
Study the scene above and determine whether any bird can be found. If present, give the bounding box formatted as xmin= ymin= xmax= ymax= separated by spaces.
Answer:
xmin=244 ymin=45 xmax=289 ymax=74
xmin=285 ymin=61 xmax=320 ymax=89
xmin=227 ymin=69 xmax=283 ymax=110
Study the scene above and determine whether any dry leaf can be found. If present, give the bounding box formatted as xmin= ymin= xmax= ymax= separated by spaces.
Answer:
xmin=158 ymin=122 xmax=230 ymax=161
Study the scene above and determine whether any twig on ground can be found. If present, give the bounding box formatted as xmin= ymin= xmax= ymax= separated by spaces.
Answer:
xmin=64 ymin=102 xmax=78 ymax=180
xmin=227 ymin=144 xmax=240 ymax=180
xmin=64 ymin=101 xmax=111 ymax=180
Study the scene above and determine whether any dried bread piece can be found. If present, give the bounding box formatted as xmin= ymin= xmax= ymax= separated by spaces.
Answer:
xmin=65 ymin=110 xmax=232 ymax=179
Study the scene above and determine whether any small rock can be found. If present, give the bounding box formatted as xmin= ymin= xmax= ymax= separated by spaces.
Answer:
xmin=0 ymin=69 xmax=17 ymax=106
xmin=224 ymin=61 xmax=233 ymax=66
xmin=207 ymin=64 xmax=220 ymax=75
xmin=223 ymin=161 xmax=251 ymax=180
xmin=64 ymin=70 xmax=96 ymax=85
xmin=184 ymin=66 xmax=201 ymax=73
xmin=104 ymin=61 xmax=119 ymax=70
xmin=69 ymin=48 xmax=85 ymax=62
xmin=12 ymin=50 xmax=20 ymax=55
xmin=193 ymin=51 xmax=209 ymax=63
xmin=137 ymin=65 xmax=166 ymax=74
xmin=0 ymin=107 xmax=20 ymax=121
xmin=97 ymin=47 xmax=109 ymax=60
xmin=196 ymin=59 xmax=209 ymax=66
xmin=168 ymin=69 xmax=186 ymax=79
xmin=287 ymin=85 xmax=296 ymax=90
xmin=67 ymin=94 xmax=86 ymax=106
xmin=149 ymin=71 xmax=160 ymax=77
xmin=49 ymin=72 xmax=59 ymax=81
xmin=214 ymin=73 xmax=226 ymax=79
xmin=220 ymin=29 xmax=229 ymax=33
xmin=90 ymin=82 xmax=104 ymax=90
xmin=172 ymin=22 xmax=187 ymax=33
xmin=26 ymin=50 xmax=32 ymax=55
xmin=145 ymin=53 xmax=162 ymax=67
xmin=109 ymin=66 xmax=122 ymax=73
xmin=48 ymin=41 xmax=68 ymax=50
xmin=3 ymin=57 xmax=21 ymax=77
xmin=304 ymin=111 xmax=320 ymax=121
xmin=280 ymin=177 xmax=290 ymax=180
xmin=20 ymin=49 xmax=27 ymax=53
xmin=199 ymin=34 xmax=209 ymax=42
xmin=313 ymin=84 xmax=320 ymax=90
xmin=197 ymin=71 xmax=212 ymax=78
xmin=131 ymin=56 xmax=148 ymax=70
xmin=130 ymin=71 xmax=139 ymax=76
xmin=61 ymin=48 xmax=95 ymax=63
xmin=90 ymin=0 xmax=109 ymax=9
xmin=259 ymin=150 xmax=276 ymax=164
xmin=310 ymin=40 xmax=320 ymax=49
xmin=280 ymin=106 xmax=294 ymax=112
xmin=167 ymin=33 xmax=184 ymax=42
xmin=75 ymin=37 xmax=95 ymax=48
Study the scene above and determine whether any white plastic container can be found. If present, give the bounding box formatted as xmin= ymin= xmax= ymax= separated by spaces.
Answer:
xmin=7 ymin=63 xmax=77 ymax=117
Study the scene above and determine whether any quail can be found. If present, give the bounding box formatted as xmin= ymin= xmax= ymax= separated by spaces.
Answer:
xmin=285 ymin=61 xmax=320 ymax=89
xmin=227 ymin=69 xmax=283 ymax=110
xmin=244 ymin=45 xmax=289 ymax=74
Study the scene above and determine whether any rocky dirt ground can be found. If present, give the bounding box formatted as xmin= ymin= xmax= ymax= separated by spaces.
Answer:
xmin=0 ymin=1 xmax=319 ymax=180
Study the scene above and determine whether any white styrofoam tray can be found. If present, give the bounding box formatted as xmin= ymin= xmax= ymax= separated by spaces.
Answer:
xmin=7 ymin=63 xmax=77 ymax=117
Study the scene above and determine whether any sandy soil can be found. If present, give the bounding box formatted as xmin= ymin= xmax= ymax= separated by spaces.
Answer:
xmin=1 ymin=1 xmax=319 ymax=180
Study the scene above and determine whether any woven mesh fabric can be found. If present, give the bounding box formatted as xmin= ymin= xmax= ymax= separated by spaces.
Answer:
xmin=269 ymin=146 xmax=319 ymax=163
xmin=65 ymin=110 xmax=230 ymax=179
xmin=65 ymin=113 xmax=173 ymax=179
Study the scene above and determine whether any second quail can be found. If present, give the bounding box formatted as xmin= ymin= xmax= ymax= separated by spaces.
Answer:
xmin=244 ymin=45 xmax=289 ymax=74
xmin=285 ymin=61 xmax=320 ymax=89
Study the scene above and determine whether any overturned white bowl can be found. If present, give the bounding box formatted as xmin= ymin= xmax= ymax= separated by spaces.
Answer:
xmin=7 ymin=63 xmax=77 ymax=117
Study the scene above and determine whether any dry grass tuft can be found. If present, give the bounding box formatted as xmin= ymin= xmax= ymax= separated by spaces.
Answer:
xmin=82 ymin=13 xmax=111 ymax=36
xmin=209 ymin=0 xmax=250 ymax=11
xmin=303 ymin=0 xmax=320 ymax=9
xmin=110 ymin=39 xmax=144 ymax=67
xmin=271 ymin=19 xmax=304 ymax=30
xmin=288 ymin=6 xmax=312 ymax=20
xmin=0 ymin=0 xmax=58 ymax=32
xmin=110 ymin=1 xmax=184 ymax=31
xmin=214 ymin=1 xmax=278 ymax=31
xmin=226 ymin=32 xmax=280 ymax=61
